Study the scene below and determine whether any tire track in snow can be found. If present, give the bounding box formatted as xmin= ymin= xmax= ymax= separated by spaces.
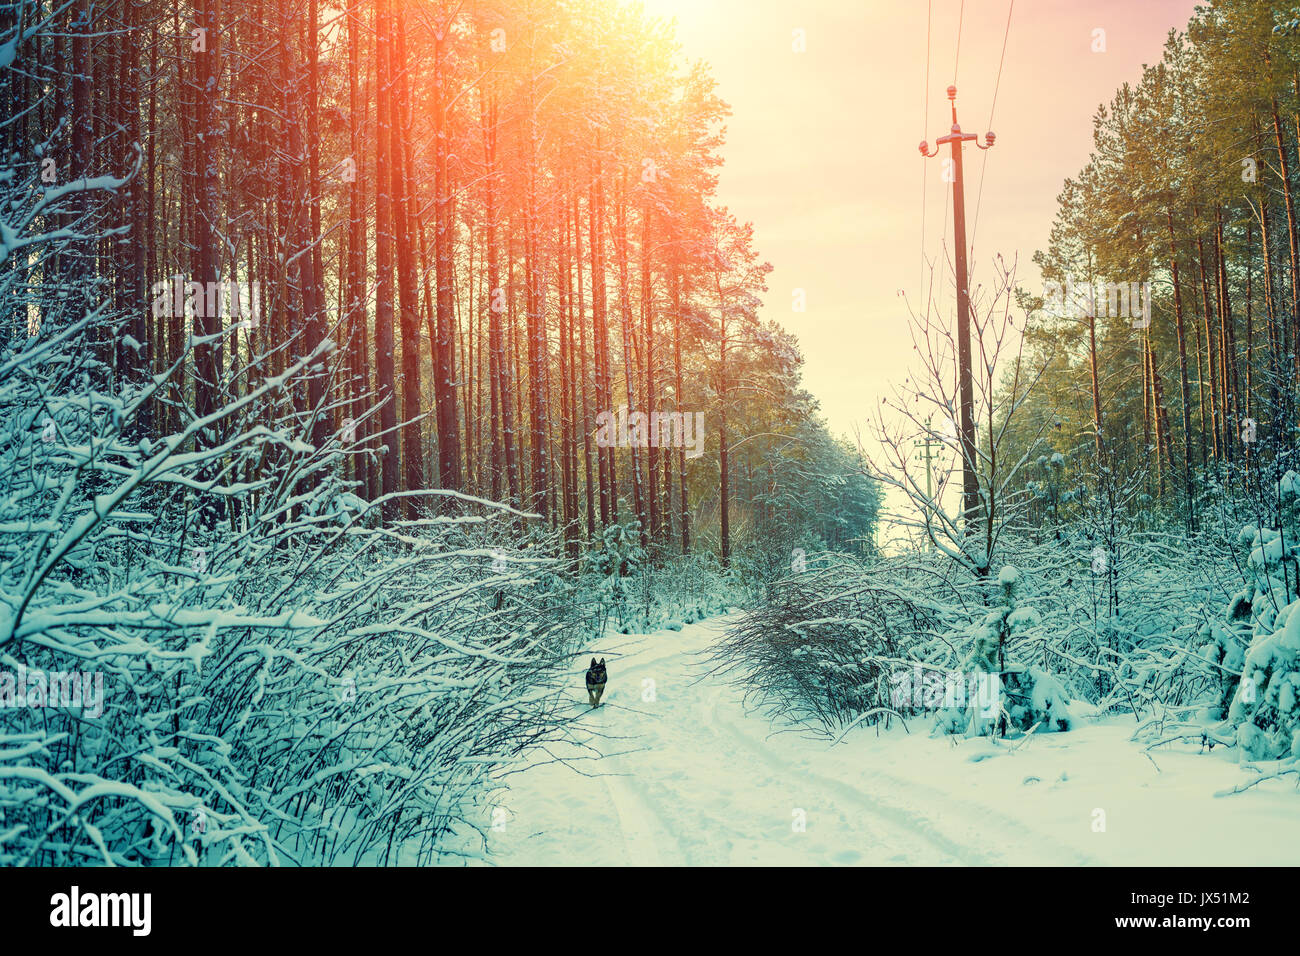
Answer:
xmin=711 ymin=693 xmax=1101 ymax=866
xmin=599 ymin=621 xmax=932 ymax=865
xmin=710 ymin=711 xmax=980 ymax=864
xmin=601 ymin=770 xmax=665 ymax=866
xmin=594 ymin=625 xmax=805 ymax=865
xmin=834 ymin=752 xmax=1106 ymax=867
xmin=593 ymin=689 xmax=690 ymax=866
xmin=674 ymin=618 xmax=972 ymax=863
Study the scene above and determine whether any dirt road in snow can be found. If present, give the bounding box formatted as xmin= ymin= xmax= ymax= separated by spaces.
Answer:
xmin=479 ymin=616 xmax=1079 ymax=865
xmin=477 ymin=615 xmax=1299 ymax=866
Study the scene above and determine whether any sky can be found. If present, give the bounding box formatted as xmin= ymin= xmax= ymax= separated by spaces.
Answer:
xmin=638 ymin=0 xmax=1203 ymax=448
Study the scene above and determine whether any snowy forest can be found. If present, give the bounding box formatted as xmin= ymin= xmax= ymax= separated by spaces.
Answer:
xmin=0 ymin=0 xmax=1298 ymax=871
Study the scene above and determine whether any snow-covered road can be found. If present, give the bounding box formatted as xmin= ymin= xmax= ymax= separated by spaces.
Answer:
xmin=476 ymin=615 xmax=1300 ymax=866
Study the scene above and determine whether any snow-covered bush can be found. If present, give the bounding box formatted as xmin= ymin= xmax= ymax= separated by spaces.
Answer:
xmin=934 ymin=565 xmax=1075 ymax=737
xmin=995 ymin=519 xmax=1234 ymax=732
xmin=717 ymin=509 xmax=1242 ymax=741
xmin=1228 ymin=601 xmax=1300 ymax=760
xmin=708 ymin=553 xmax=958 ymax=733
xmin=0 ymin=288 xmax=581 ymax=864
xmin=582 ymin=516 xmax=648 ymax=634
xmin=576 ymin=527 xmax=743 ymax=637
xmin=727 ymin=526 xmax=820 ymax=602
xmin=643 ymin=550 xmax=740 ymax=630
xmin=1209 ymin=475 xmax=1300 ymax=760
xmin=1198 ymin=614 xmax=1250 ymax=722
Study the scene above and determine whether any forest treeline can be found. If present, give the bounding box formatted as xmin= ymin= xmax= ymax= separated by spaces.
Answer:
xmin=1 ymin=0 xmax=878 ymax=567
xmin=1006 ymin=0 xmax=1300 ymax=534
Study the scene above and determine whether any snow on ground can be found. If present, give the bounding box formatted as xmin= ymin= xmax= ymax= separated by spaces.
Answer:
xmin=470 ymin=614 xmax=1300 ymax=866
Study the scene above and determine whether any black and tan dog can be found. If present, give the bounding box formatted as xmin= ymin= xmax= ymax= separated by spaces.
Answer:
xmin=585 ymin=658 xmax=607 ymax=708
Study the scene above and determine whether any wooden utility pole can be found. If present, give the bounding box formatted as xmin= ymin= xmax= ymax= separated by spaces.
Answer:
xmin=920 ymin=85 xmax=995 ymax=534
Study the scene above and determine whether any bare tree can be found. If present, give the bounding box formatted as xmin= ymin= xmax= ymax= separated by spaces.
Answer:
xmin=865 ymin=255 xmax=1050 ymax=580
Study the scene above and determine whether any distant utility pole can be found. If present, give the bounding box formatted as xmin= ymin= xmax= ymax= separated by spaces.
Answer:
xmin=913 ymin=418 xmax=944 ymax=549
xmin=920 ymin=85 xmax=995 ymax=534
xmin=913 ymin=417 xmax=944 ymax=501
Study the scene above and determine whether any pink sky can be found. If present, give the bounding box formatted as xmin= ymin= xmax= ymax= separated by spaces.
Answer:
xmin=640 ymin=0 xmax=1202 ymax=440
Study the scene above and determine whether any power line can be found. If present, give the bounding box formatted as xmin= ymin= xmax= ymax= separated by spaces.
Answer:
xmin=968 ymin=0 xmax=1014 ymax=262
xmin=921 ymin=0 xmax=932 ymax=300
xmin=952 ymin=0 xmax=964 ymax=84
xmin=986 ymin=0 xmax=1014 ymax=129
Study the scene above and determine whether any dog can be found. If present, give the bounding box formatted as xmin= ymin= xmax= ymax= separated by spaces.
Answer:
xmin=585 ymin=658 xmax=607 ymax=708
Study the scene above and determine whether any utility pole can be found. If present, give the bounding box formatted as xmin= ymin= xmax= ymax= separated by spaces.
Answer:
xmin=913 ymin=417 xmax=945 ymax=549
xmin=920 ymin=85 xmax=995 ymax=536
